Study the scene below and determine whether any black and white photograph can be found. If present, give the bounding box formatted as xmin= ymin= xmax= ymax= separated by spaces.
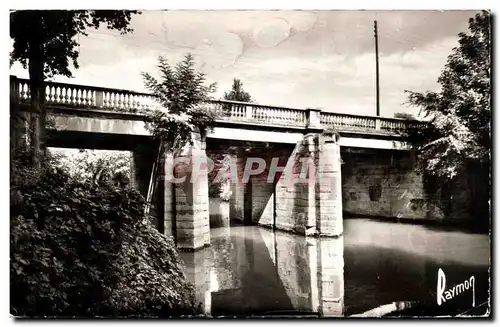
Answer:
xmin=8 ymin=6 xmax=492 ymax=319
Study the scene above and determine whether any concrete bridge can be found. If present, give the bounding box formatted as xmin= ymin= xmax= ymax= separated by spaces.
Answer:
xmin=10 ymin=76 xmax=434 ymax=251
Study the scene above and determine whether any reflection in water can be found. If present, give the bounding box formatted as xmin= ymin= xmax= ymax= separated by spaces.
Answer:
xmin=179 ymin=219 xmax=490 ymax=317
xmin=180 ymin=226 xmax=344 ymax=317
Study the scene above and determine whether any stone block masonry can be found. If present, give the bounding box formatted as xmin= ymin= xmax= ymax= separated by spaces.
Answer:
xmin=341 ymin=149 xmax=433 ymax=220
xmin=274 ymin=131 xmax=343 ymax=237
xmin=164 ymin=130 xmax=211 ymax=250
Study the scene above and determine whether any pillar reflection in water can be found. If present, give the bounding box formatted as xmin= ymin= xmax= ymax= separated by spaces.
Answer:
xmin=179 ymin=246 xmax=213 ymax=315
xmin=258 ymin=228 xmax=345 ymax=317
xmin=180 ymin=226 xmax=344 ymax=317
xmin=317 ymin=237 xmax=344 ymax=316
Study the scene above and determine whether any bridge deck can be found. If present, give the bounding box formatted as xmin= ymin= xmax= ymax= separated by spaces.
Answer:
xmin=11 ymin=76 xmax=425 ymax=140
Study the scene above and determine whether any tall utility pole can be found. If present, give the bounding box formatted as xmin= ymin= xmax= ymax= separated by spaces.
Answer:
xmin=374 ymin=20 xmax=380 ymax=117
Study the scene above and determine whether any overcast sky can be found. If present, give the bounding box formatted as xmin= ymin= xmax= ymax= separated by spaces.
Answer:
xmin=9 ymin=10 xmax=479 ymax=117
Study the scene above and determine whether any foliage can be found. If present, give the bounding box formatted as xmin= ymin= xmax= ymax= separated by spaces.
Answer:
xmin=405 ymin=10 xmax=490 ymax=180
xmin=10 ymin=10 xmax=140 ymax=169
xmin=10 ymin=10 xmax=140 ymax=79
xmin=105 ymin=221 xmax=199 ymax=316
xmin=11 ymin=149 xmax=200 ymax=317
xmin=223 ymin=78 xmax=253 ymax=103
xmin=51 ymin=149 xmax=131 ymax=188
xmin=142 ymin=54 xmax=220 ymax=152
xmin=208 ymin=153 xmax=234 ymax=201
xmin=405 ymin=10 xmax=491 ymax=223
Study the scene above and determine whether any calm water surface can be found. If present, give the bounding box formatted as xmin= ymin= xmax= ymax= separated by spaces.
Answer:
xmin=179 ymin=218 xmax=490 ymax=317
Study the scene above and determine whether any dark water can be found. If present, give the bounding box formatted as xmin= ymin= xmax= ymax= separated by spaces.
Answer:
xmin=179 ymin=218 xmax=490 ymax=317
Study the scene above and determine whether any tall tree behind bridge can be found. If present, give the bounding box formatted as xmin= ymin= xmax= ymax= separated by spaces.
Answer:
xmin=223 ymin=78 xmax=254 ymax=103
xmin=405 ymin=10 xmax=491 ymax=224
xmin=10 ymin=10 xmax=140 ymax=169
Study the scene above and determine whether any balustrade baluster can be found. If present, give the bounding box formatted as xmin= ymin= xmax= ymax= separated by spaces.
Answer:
xmin=78 ymin=89 xmax=84 ymax=106
xmin=74 ymin=88 xmax=79 ymax=105
xmin=87 ymin=90 xmax=93 ymax=106
xmin=126 ymin=94 xmax=132 ymax=109
xmin=24 ymin=83 xmax=29 ymax=101
xmin=52 ymin=86 xmax=58 ymax=103
xmin=115 ymin=93 xmax=120 ymax=109
xmin=81 ymin=89 xmax=87 ymax=106
xmin=67 ymin=88 xmax=74 ymax=105
xmin=59 ymin=86 xmax=64 ymax=104
xmin=45 ymin=86 xmax=51 ymax=103
xmin=105 ymin=92 xmax=111 ymax=108
xmin=74 ymin=89 xmax=80 ymax=105
xmin=78 ymin=89 xmax=83 ymax=106
xmin=82 ymin=89 xmax=87 ymax=106
xmin=125 ymin=93 xmax=130 ymax=109
xmin=111 ymin=93 xmax=117 ymax=108
xmin=118 ymin=93 xmax=123 ymax=109
xmin=122 ymin=93 xmax=127 ymax=109
xmin=130 ymin=94 xmax=136 ymax=110
xmin=49 ymin=86 xmax=55 ymax=103
xmin=44 ymin=86 xmax=50 ymax=103
xmin=106 ymin=92 xmax=112 ymax=108
xmin=52 ymin=86 xmax=59 ymax=104
xmin=135 ymin=95 xmax=142 ymax=110
xmin=111 ymin=93 xmax=117 ymax=109
xmin=69 ymin=88 xmax=75 ymax=105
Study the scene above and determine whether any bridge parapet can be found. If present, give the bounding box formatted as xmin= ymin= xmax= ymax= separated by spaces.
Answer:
xmin=11 ymin=75 xmax=426 ymax=137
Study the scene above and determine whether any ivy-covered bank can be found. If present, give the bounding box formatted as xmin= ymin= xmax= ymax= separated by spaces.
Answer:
xmin=10 ymin=149 xmax=201 ymax=317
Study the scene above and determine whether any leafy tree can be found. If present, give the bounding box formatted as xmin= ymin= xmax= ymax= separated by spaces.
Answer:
xmin=10 ymin=148 xmax=200 ymax=317
xmin=141 ymin=54 xmax=220 ymax=204
xmin=10 ymin=10 xmax=140 ymax=169
xmin=223 ymin=78 xmax=253 ymax=103
xmin=405 ymin=10 xmax=491 ymax=223
xmin=51 ymin=149 xmax=131 ymax=188
xmin=142 ymin=53 xmax=219 ymax=151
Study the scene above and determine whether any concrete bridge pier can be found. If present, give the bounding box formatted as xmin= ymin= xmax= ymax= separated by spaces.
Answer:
xmin=316 ymin=132 xmax=343 ymax=237
xmin=168 ymin=130 xmax=210 ymax=251
xmin=273 ymin=131 xmax=343 ymax=237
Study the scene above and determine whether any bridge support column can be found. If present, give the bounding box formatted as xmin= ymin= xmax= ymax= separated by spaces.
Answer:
xmin=316 ymin=132 xmax=343 ymax=237
xmin=172 ymin=131 xmax=210 ymax=250
xmin=230 ymin=155 xmax=246 ymax=224
xmin=164 ymin=152 xmax=175 ymax=238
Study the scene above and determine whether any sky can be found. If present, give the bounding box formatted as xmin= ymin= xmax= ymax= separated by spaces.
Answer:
xmin=9 ymin=10 xmax=479 ymax=118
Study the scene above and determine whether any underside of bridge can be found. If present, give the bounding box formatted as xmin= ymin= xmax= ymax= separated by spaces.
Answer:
xmin=36 ymin=127 xmax=433 ymax=251
xmin=13 ymin=110 xmax=433 ymax=251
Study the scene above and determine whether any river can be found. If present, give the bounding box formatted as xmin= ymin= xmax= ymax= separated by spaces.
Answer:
xmin=179 ymin=218 xmax=490 ymax=317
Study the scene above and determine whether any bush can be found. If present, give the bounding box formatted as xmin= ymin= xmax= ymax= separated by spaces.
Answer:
xmin=10 ymin=150 xmax=200 ymax=317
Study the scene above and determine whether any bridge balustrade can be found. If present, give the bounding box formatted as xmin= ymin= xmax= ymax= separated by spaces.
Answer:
xmin=11 ymin=76 xmax=426 ymax=136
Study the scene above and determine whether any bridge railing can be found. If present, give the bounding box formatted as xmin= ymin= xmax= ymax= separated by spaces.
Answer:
xmin=11 ymin=76 xmax=426 ymax=135
xmin=13 ymin=77 xmax=158 ymax=112
xmin=205 ymin=99 xmax=307 ymax=127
